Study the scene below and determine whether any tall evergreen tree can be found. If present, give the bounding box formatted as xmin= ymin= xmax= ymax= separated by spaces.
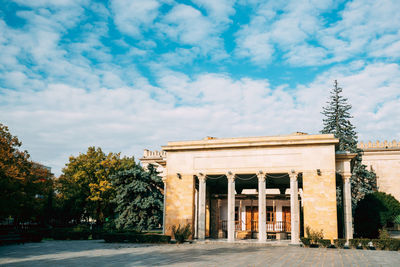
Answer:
xmin=321 ymin=80 xmax=377 ymax=208
xmin=111 ymin=164 xmax=163 ymax=231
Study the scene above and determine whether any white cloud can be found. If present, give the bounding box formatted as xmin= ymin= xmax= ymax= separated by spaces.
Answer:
xmin=111 ymin=0 xmax=160 ymax=37
xmin=191 ymin=0 xmax=236 ymax=23
xmin=235 ymin=0 xmax=400 ymax=66
xmin=3 ymin=61 xmax=400 ymax=175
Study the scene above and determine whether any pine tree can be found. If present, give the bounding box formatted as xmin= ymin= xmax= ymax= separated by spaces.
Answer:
xmin=321 ymin=80 xmax=377 ymax=208
xmin=111 ymin=164 xmax=163 ymax=231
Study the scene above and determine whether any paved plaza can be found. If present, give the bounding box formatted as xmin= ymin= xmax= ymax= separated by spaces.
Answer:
xmin=0 ymin=240 xmax=400 ymax=267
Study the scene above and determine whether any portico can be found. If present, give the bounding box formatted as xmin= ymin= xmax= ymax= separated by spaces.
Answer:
xmin=141 ymin=133 xmax=356 ymax=243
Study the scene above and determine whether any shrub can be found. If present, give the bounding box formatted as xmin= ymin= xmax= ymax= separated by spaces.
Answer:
xmin=51 ymin=225 xmax=91 ymax=240
xmin=305 ymin=226 xmax=324 ymax=245
xmin=354 ymin=192 xmax=400 ymax=238
xmin=371 ymin=238 xmax=400 ymax=251
xmin=172 ymin=224 xmax=191 ymax=244
xmin=317 ymin=239 xmax=331 ymax=248
xmin=359 ymin=239 xmax=372 ymax=249
xmin=334 ymin=239 xmax=346 ymax=248
xmin=372 ymin=239 xmax=386 ymax=250
xmin=378 ymin=228 xmax=390 ymax=239
xmin=349 ymin=239 xmax=360 ymax=249
xmin=300 ymin=237 xmax=311 ymax=247
xmin=21 ymin=230 xmax=44 ymax=243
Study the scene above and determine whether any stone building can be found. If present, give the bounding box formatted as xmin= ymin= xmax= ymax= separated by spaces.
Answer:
xmin=357 ymin=141 xmax=400 ymax=202
xmin=140 ymin=133 xmax=400 ymax=243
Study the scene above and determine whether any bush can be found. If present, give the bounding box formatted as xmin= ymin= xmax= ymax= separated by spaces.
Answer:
xmin=172 ymin=224 xmax=191 ymax=244
xmin=354 ymin=192 xmax=400 ymax=238
xmin=51 ymin=225 xmax=91 ymax=240
xmin=349 ymin=239 xmax=362 ymax=249
xmin=371 ymin=238 xmax=400 ymax=251
xmin=102 ymin=232 xmax=171 ymax=243
xmin=317 ymin=239 xmax=332 ymax=248
xmin=334 ymin=239 xmax=346 ymax=248
xmin=305 ymin=225 xmax=324 ymax=245
xmin=301 ymin=237 xmax=311 ymax=247
xmin=21 ymin=230 xmax=44 ymax=243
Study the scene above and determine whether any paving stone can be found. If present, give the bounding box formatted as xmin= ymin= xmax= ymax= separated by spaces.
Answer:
xmin=0 ymin=240 xmax=399 ymax=266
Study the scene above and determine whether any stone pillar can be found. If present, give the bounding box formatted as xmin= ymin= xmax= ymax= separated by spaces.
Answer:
xmin=239 ymin=200 xmax=243 ymax=231
xmin=289 ymin=171 xmax=300 ymax=245
xmin=162 ymin=175 xmax=167 ymax=235
xmin=343 ymin=173 xmax=353 ymax=242
xmin=257 ymin=171 xmax=267 ymax=242
xmin=227 ymin=171 xmax=236 ymax=242
xmin=198 ymin=173 xmax=207 ymax=240
xmin=194 ymin=188 xmax=198 ymax=238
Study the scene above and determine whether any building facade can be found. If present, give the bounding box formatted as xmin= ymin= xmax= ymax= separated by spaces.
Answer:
xmin=357 ymin=141 xmax=400 ymax=202
xmin=141 ymin=133 xmax=358 ymax=243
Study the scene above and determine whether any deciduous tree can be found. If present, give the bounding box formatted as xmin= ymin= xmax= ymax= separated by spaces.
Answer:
xmin=57 ymin=147 xmax=135 ymax=224
xmin=0 ymin=123 xmax=53 ymax=223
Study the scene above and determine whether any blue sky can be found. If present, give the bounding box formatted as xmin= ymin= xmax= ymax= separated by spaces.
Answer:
xmin=0 ymin=0 xmax=400 ymax=175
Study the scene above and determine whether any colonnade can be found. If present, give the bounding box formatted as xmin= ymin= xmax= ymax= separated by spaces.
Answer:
xmin=197 ymin=171 xmax=301 ymax=244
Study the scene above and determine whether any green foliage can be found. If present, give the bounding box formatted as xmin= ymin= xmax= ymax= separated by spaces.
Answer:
xmin=102 ymin=232 xmax=171 ymax=243
xmin=0 ymin=123 xmax=54 ymax=223
xmin=320 ymin=81 xmax=377 ymax=208
xmin=57 ymin=147 xmax=136 ymax=224
xmin=354 ymin=192 xmax=400 ymax=238
xmin=305 ymin=225 xmax=324 ymax=244
xmin=300 ymin=237 xmax=311 ymax=247
xmin=111 ymin=164 xmax=163 ymax=231
xmin=394 ymin=214 xmax=400 ymax=225
xmin=317 ymin=239 xmax=332 ymax=248
xmin=51 ymin=225 xmax=91 ymax=240
xmin=321 ymin=80 xmax=357 ymax=152
xmin=334 ymin=239 xmax=346 ymax=248
xmin=378 ymin=228 xmax=390 ymax=239
xmin=349 ymin=238 xmax=372 ymax=249
xmin=372 ymin=239 xmax=400 ymax=251
xmin=172 ymin=224 xmax=192 ymax=243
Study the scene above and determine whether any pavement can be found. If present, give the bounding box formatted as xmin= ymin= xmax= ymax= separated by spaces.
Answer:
xmin=0 ymin=240 xmax=399 ymax=266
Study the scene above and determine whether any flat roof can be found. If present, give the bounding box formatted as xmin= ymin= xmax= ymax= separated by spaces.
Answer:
xmin=162 ymin=133 xmax=338 ymax=151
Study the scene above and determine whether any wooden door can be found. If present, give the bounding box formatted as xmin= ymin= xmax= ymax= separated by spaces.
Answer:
xmin=282 ymin=206 xmax=291 ymax=231
xmin=246 ymin=206 xmax=258 ymax=231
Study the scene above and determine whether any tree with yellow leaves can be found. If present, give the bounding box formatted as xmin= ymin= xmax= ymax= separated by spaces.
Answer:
xmin=57 ymin=147 xmax=135 ymax=225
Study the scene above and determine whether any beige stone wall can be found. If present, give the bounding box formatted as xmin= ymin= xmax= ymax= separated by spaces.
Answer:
xmin=302 ymin=171 xmax=338 ymax=240
xmin=361 ymin=149 xmax=400 ymax=201
xmin=164 ymin=174 xmax=195 ymax=237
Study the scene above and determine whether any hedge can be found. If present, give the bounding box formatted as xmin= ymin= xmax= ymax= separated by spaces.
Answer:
xmin=317 ymin=239 xmax=332 ymax=248
xmin=51 ymin=227 xmax=91 ymax=240
xmin=302 ymin=238 xmax=399 ymax=251
xmin=102 ymin=232 xmax=171 ymax=244
xmin=334 ymin=239 xmax=346 ymax=248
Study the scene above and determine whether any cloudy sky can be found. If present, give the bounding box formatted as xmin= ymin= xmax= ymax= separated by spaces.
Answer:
xmin=1 ymin=0 xmax=400 ymax=175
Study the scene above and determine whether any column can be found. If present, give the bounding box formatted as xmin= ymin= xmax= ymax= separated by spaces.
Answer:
xmin=343 ymin=173 xmax=353 ymax=243
xmin=194 ymin=188 xmax=198 ymax=238
xmin=289 ymin=171 xmax=300 ymax=244
xmin=162 ymin=175 xmax=167 ymax=235
xmin=198 ymin=173 xmax=207 ymax=240
xmin=227 ymin=171 xmax=236 ymax=242
xmin=258 ymin=171 xmax=267 ymax=242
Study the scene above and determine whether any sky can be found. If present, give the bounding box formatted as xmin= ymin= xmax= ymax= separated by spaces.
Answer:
xmin=0 ymin=0 xmax=400 ymax=176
